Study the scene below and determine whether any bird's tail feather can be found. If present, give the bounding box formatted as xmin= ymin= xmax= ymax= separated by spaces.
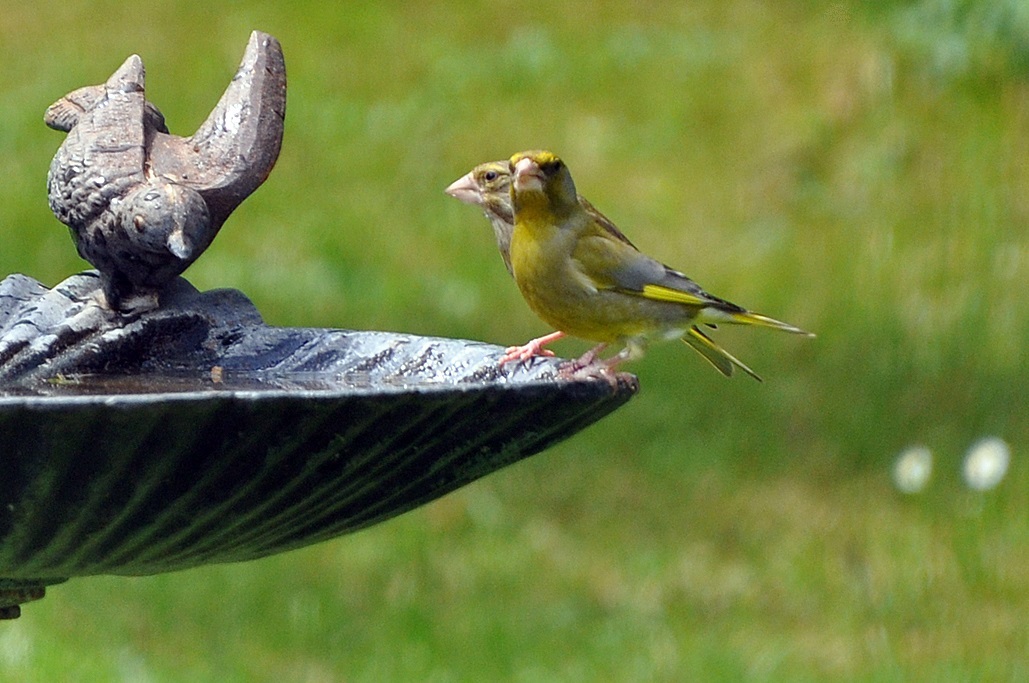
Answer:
xmin=682 ymin=326 xmax=762 ymax=382
xmin=725 ymin=310 xmax=813 ymax=336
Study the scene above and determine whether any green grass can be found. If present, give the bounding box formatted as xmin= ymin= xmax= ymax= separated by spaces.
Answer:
xmin=1 ymin=0 xmax=1027 ymax=680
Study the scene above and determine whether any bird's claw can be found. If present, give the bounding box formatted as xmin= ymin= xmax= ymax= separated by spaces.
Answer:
xmin=498 ymin=331 xmax=565 ymax=366
xmin=499 ymin=344 xmax=556 ymax=365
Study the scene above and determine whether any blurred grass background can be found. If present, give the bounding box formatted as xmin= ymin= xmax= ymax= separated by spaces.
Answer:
xmin=1 ymin=0 xmax=1027 ymax=680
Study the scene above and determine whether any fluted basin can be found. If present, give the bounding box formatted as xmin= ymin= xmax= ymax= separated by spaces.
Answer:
xmin=0 ymin=273 xmax=638 ymax=618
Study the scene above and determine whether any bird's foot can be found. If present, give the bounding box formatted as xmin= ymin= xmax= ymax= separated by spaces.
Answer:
xmin=558 ymin=345 xmax=632 ymax=381
xmin=557 ymin=343 xmax=608 ymax=373
xmin=499 ymin=331 xmax=565 ymax=365
xmin=100 ymin=288 xmax=159 ymax=315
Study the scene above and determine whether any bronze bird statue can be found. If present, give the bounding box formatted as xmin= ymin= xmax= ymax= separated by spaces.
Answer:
xmin=44 ymin=31 xmax=286 ymax=311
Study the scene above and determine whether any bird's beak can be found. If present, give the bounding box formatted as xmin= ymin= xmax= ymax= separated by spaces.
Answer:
xmin=444 ymin=172 xmax=482 ymax=205
xmin=167 ymin=229 xmax=194 ymax=260
xmin=513 ymin=157 xmax=544 ymax=193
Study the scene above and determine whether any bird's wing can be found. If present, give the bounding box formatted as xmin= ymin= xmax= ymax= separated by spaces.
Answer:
xmin=571 ymin=223 xmax=740 ymax=311
xmin=641 ymin=267 xmax=746 ymax=312
xmin=578 ymin=196 xmax=638 ymax=249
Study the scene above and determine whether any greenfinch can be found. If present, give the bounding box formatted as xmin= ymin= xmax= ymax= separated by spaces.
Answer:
xmin=447 ymin=151 xmax=812 ymax=379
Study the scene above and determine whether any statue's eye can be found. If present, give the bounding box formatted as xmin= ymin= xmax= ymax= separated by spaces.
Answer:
xmin=484 ymin=171 xmax=498 ymax=182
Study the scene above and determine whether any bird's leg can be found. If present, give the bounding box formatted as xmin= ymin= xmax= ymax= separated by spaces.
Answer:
xmin=559 ymin=338 xmax=644 ymax=378
xmin=100 ymin=271 xmax=159 ymax=313
xmin=557 ymin=343 xmax=631 ymax=382
xmin=600 ymin=348 xmax=632 ymax=371
xmin=559 ymin=343 xmax=608 ymax=372
xmin=600 ymin=339 xmax=646 ymax=371
xmin=500 ymin=330 xmax=565 ymax=365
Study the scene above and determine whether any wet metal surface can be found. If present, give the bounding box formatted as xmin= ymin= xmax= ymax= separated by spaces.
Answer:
xmin=0 ymin=273 xmax=637 ymax=616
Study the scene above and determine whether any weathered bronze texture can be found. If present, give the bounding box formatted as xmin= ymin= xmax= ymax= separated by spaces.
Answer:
xmin=45 ymin=31 xmax=285 ymax=311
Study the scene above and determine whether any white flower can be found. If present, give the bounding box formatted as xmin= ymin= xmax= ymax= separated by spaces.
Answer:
xmin=963 ymin=437 xmax=1010 ymax=491
xmin=893 ymin=445 xmax=933 ymax=493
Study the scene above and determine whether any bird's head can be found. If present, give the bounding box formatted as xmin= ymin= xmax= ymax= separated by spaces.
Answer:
xmin=509 ymin=150 xmax=577 ymax=216
xmin=445 ymin=161 xmax=510 ymax=208
xmin=474 ymin=161 xmax=511 ymax=198
xmin=445 ymin=160 xmax=515 ymax=229
xmin=120 ymin=182 xmax=212 ymax=261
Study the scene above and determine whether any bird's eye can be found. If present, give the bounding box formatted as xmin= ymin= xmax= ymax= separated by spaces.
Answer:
xmin=484 ymin=171 xmax=498 ymax=181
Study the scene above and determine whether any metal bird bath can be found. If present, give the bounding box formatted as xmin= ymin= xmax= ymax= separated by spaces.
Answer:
xmin=0 ymin=32 xmax=637 ymax=618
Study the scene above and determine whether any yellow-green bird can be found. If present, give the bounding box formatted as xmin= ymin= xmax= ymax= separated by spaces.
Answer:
xmin=449 ymin=151 xmax=812 ymax=379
